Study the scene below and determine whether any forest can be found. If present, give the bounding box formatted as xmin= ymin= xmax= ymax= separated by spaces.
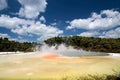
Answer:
xmin=45 ymin=36 xmax=120 ymax=53
xmin=0 ymin=36 xmax=120 ymax=53
xmin=0 ymin=38 xmax=34 ymax=52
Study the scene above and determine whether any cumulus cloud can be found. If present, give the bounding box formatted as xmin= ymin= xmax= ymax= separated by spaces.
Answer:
xmin=99 ymin=27 xmax=120 ymax=38
xmin=67 ymin=9 xmax=120 ymax=30
xmin=0 ymin=33 xmax=10 ymax=38
xmin=13 ymin=21 xmax=63 ymax=41
xmin=0 ymin=33 xmax=27 ymax=42
xmin=18 ymin=0 xmax=47 ymax=19
xmin=78 ymin=31 xmax=100 ymax=37
xmin=11 ymin=25 xmax=28 ymax=35
xmin=0 ymin=15 xmax=34 ymax=29
xmin=33 ymin=23 xmax=63 ymax=41
xmin=0 ymin=0 xmax=63 ymax=42
xmin=10 ymin=20 xmax=63 ymax=41
xmin=0 ymin=15 xmax=63 ymax=41
xmin=40 ymin=16 xmax=46 ymax=23
xmin=78 ymin=27 xmax=120 ymax=38
xmin=0 ymin=0 xmax=8 ymax=10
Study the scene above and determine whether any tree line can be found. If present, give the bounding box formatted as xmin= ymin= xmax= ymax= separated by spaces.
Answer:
xmin=0 ymin=38 xmax=34 ymax=52
xmin=44 ymin=36 xmax=120 ymax=53
xmin=0 ymin=36 xmax=120 ymax=53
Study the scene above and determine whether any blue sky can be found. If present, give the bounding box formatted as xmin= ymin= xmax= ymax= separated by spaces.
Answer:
xmin=0 ymin=0 xmax=120 ymax=42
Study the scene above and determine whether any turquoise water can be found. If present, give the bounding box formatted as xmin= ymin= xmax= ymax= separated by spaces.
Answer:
xmin=56 ymin=50 xmax=108 ymax=57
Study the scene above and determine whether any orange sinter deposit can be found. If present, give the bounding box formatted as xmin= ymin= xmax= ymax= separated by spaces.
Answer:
xmin=40 ymin=53 xmax=97 ymax=60
xmin=41 ymin=53 xmax=60 ymax=59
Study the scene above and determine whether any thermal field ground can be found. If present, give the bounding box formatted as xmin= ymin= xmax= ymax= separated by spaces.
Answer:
xmin=0 ymin=52 xmax=120 ymax=80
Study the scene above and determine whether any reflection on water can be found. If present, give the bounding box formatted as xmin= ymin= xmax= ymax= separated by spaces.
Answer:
xmin=55 ymin=50 xmax=108 ymax=57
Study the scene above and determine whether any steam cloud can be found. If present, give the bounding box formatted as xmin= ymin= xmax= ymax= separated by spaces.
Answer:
xmin=34 ymin=44 xmax=107 ymax=57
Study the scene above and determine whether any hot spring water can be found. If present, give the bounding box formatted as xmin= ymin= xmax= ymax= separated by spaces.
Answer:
xmin=55 ymin=50 xmax=108 ymax=57
xmin=35 ymin=44 xmax=108 ymax=57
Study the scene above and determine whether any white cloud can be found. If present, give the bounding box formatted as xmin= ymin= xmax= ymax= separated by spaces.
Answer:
xmin=0 ymin=15 xmax=63 ymax=41
xmin=28 ymin=22 xmax=63 ymax=41
xmin=67 ymin=9 xmax=120 ymax=30
xmin=0 ymin=33 xmax=27 ymax=42
xmin=0 ymin=33 xmax=10 ymax=38
xmin=40 ymin=16 xmax=46 ymax=23
xmin=78 ymin=31 xmax=100 ymax=37
xmin=99 ymin=27 xmax=120 ymax=38
xmin=78 ymin=27 xmax=120 ymax=38
xmin=0 ymin=15 xmax=34 ymax=29
xmin=12 ymin=22 xmax=63 ymax=41
xmin=10 ymin=20 xmax=63 ymax=40
xmin=18 ymin=0 xmax=47 ymax=19
xmin=0 ymin=0 xmax=63 ymax=42
xmin=50 ymin=22 xmax=57 ymax=26
xmin=11 ymin=25 xmax=28 ymax=35
xmin=0 ymin=0 xmax=8 ymax=10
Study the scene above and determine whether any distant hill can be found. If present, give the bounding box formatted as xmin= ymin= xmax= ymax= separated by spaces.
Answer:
xmin=44 ymin=36 xmax=120 ymax=53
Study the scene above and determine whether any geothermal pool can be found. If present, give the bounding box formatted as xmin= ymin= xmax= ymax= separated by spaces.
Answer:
xmin=37 ymin=44 xmax=109 ymax=57
xmin=0 ymin=51 xmax=120 ymax=80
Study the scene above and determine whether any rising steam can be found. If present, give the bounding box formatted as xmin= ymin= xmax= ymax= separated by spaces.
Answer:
xmin=34 ymin=44 xmax=108 ymax=57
